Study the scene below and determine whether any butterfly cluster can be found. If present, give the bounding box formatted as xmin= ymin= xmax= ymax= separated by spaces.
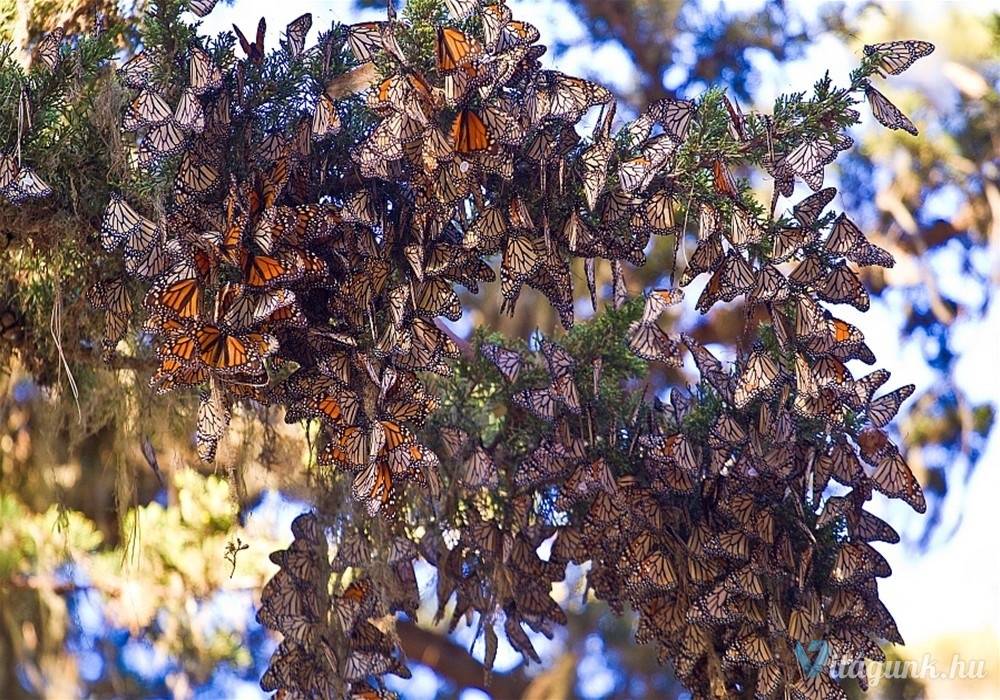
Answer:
xmin=0 ymin=29 xmax=64 ymax=207
xmin=3 ymin=0 xmax=931 ymax=695
xmin=428 ymin=309 xmax=916 ymax=698
xmin=258 ymin=512 xmax=409 ymax=699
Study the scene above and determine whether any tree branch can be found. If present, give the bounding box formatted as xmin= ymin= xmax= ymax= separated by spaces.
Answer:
xmin=395 ymin=620 xmax=530 ymax=699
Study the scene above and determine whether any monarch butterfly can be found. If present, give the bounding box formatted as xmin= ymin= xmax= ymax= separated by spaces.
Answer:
xmin=627 ymin=135 xmax=678 ymax=194
xmin=812 ymin=355 xmax=850 ymax=391
xmin=117 ymin=51 xmax=155 ymax=89
xmin=444 ymin=0 xmax=479 ymax=19
xmin=0 ymin=153 xmax=17 ymax=194
xmin=711 ymin=528 xmax=752 ymax=562
xmin=173 ymin=89 xmax=204 ymax=133
xmin=799 ymin=166 xmax=826 ymax=192
xmin=638 ymin=189 xmax=677 ymax=235
xmin=783 ymin=137 xmax=837 ymax=178
xmin=480 ymin=342 xmax=521 ymax=382
xmin=785 ymin=593 xmax=821 ymax=644
xmin=681 ymin=334 xmax=731 ymax=399
xmin=530 ymin=71 xmax=611 ymax=124
xmin=709 ymin=414 xmax=747 ymax=449
xmin=346 ymin=22 xmax=385 ymax=62
xmin=258 ymin=570 xmax=309 ymax=625
xmin=436 ymin=27 xmax=481 ymax=72
xmin=827 ymin=440 xmax=866 ymax=486
xmin=711 ymin=159 xmax=739 ymax=198
xmin=319 ymin=425 xmax=370 ymax=470
xmin=826 ymin=213 xmax=894 ymax=268
xmin=4 ymin=166 xmax=52 ymax=205
xmin=414 ymin=277 xmax=461 ymax=320
xmin=579 ymin=138 xmax=614 ymax=211
xmin=817 ymin=262 xmax=870 ymax=311
xmin=549 ymin=372 xmax=581 ymax=413
xmin=769 ymin=226 xmax=816 ymax=262
xmin=311 ymin=94 xmax=341 ymax=140
xmin=352 ymin=115 xmax=405 ymax=170
xmin=148 ymin=259 xmax=203 ymax=317
xmin=187 ymin=0 xmax=219 ymax=17
xmin=188 ymin=46 xmax=223 ymax=94
xmin=514 ymin=387 xmax=557 ymax=421
xmin=656 ymin=433 xmax=700 ymax=477
xmin=242 ymin=253 xmax=299 ymax=287
xmin=864 ymin=82 xmax=918 ymax=135
xmin=150 ymin=348 xmax=210 ymax=393
xmin=233 ymin=17 xmax=267 ymax=64
xmin=140 ymin=120 xmax=187 ymax=165
xmin=683 ymin=233 xmax=723 ymax=280
xmin=866 ymin=383 xmax=914 ymax=428
xmin=830 ymin=541 xmax=892 ymax=587
xmin=88 ymin=278 xmax=133 ymax=354
xmin=790 ymin=189 xmax=835 ymax=231
xmin=438 ymin=425 xmax=469 ymax=460
xmin=195 ymin=381 xmax=231 ymax=462
xmin=283 ymin=13 xmax=312 ymax=58
xmin=34 ymin=28 xmax=64 ymax=71
xmin=196 ymin=323 xmax=263 ymax=373
xmin=836 ymin=497 xmax=901 ymax=544
xmin=221 ymin=286 xmax=296 ymax=330
xmin=352 ymin=460 xmax=395 ymax=515
xmin=808 ymin=316 xmax=875 ymax=365
xmin=728 ymin=207 xmax=763 ymax=248
xmin=285 ymin=387 xmax=360 ymax=428
xmin=101 ymin=193 xmax=146 ymax=251
xmin=627 ymin=321 xmax=682 ymax=366
xmin=650 ymin=98 xmax=696 ymax=143
xmin=864 ymin=40 xmax=934 ymax=76
xmin=640 ymin=288 xmax=684 ymax=324
xmin=687 ymin=586 xmax=738 ymax=626
xmin=500 ymin=234 xmax=542 ymax=304
xmin=462 ymin=446 xmax=497 ymax=488
xmin=734 ymin=350 xmax=782 ymax=409
xmin=853 ymin=368 xmax=890 ymax=410
xmin=748 ymin=264 xmax=789 ymax=304
xmin=174 ymin=151 xmax=219 ymax=201
xmin=122 ymin=90 xmax=173 ymax=132
xmin=724 ymin=633 xmax=773 ymax=668
xmin=537 ymin=337 xmax=574 ymax=379
xmin=481 ymin=43 xmax=535 ymax=95
xmin=484 ymin=5 xmax=541 ymax=54
xmin=719 ymin=250 xmax=755 ymax=300
xmin=450 ymin=109 xmax=490 ymax=153
xmin=694 ymin=266 xmax=724 ymax=314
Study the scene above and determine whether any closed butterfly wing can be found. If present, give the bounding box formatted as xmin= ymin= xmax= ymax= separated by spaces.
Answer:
xmin=865 ymin=83 xmax=918 ymax=135
xmin=283 ymin=13 xmax=311 ymax=58
xmin=196 ymin=381 xmax=231 ymax=461
xmin=480 ymin=342 xmax=522 ymax=382
xmin=866 ymin=383 xmax=914 ymax=428
xmin=188 ymin=0 xmax=219 ymax=16
xmin=650 ymin=98 xmax=696 ymax=143
xmin=734 ymin=350 xmax=782 ymax=409
xmin=188 ymin=46 xmax=223 ymax=94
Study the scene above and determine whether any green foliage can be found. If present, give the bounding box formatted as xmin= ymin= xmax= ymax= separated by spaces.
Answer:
xmin=0 ymin=495 xmax=104 ymax=577
xmin=2 ymin=468 xmax=279 ymax=689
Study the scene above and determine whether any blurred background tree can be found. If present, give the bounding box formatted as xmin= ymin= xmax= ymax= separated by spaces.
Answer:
xmin=0 ymin=0 xmax=996 ymax=698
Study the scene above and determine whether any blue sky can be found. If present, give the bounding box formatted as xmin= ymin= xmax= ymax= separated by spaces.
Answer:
xmin=191 ymin=0 xmax=1000 ymax=690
